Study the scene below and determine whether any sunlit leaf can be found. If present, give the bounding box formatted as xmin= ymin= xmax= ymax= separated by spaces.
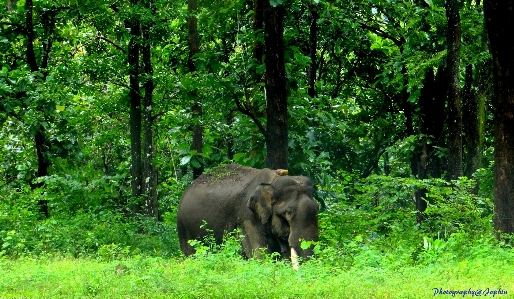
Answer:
xmin=180 ymin=156 xmax=191 ymax=165
xmin=269 ymin=0 xmax=284 ymax=7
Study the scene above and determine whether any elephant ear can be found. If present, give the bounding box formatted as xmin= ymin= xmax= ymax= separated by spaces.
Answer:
xmin=248 ymin=184 xmax=274 ymax=224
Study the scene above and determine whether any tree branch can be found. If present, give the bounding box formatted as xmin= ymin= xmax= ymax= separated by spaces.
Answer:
xmin=97 ymin=35 xmax=126 ymax=54
xmin=210 ymin=71 xmax=267 ymax=138
xmin=358 ymin=22 xmax=405 ymax=48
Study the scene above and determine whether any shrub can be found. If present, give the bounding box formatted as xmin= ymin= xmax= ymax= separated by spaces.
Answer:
xmin=316 ymin=174 xmax=494 ymax=268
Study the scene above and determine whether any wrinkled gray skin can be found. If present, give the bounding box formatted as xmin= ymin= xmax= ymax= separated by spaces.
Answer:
xmin=177 ymin=164 xmax=319 ymax=261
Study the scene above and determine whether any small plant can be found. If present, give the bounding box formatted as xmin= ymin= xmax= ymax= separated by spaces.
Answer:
xmin=96 ymin=243 xmax=131 ymax=261
xmin=187 ymin=220 xmax=245 ymax=258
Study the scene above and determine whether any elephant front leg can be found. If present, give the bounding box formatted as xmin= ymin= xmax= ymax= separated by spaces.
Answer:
xmin=241 ymin=219 xmax=268 ymax=259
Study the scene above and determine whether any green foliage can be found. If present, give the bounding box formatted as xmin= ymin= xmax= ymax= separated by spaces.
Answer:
xmin=315 ymin=173 xmax=493 ymax=269
xmin=35 ymin=173 xmax=130 ymax=215
xmin=473 ymin=163 xmax=494 ymax=199
xmin=188 ymin=222 xmax=244 ymax=258
xmin=0 ymin=201 xmax=179 ymax=259
xmin=421 ymin=177 xmax=493 ymax=235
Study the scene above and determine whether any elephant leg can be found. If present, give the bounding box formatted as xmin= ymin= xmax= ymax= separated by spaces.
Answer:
xmin=241 ymin=219 xmax=268 ymax=259
xmin=177 ymin=217 xmax=195 ymax=256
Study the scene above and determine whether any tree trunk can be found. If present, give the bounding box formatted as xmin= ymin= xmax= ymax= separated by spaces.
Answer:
xmin=35 ymin=126 xmax=50 ymax=217
xmin=413 ymin=67 xmax=448 ymax=222
xmin=462 ymin=64 xmax=484 ymax=180
xmin=445 ymin=0 xmax=463 ymax=181
xmin=264 ymin=2 xmax=288 ymax=170
xmin=226 ymin=111 xmax=234 ymax=160
xmin=25 ymin=0 xmax=38 ymax=73
xmin=415 ymin=70 xmax=435 ymax=221
xmin=188 ymin=0 xmax=203 ymax=179
xmin=399 ymin=67 xmax=416 ymax=179
xmin=426 ymin=66 xmax=448 ymax=180
xmin=26 ymin=0 xmax=51 ymax=217
xmin=253 ymin=0 xmax=265 ymax=71
xmin=141 ymin=5 xmax=158 ymax=220
xmin=307 ymin=4 xmax=318 ymax=99
xmin=127 ymin=3 xmax=142 ymax=212
xmin=484 ymin=0 xmax=514 ymax=236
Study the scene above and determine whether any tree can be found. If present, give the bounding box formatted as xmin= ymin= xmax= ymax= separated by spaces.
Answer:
xmin=484 ymin=0 xmax=514 ymax=236
xmin=141 ymin=0 xmax=158 ymax=219
xmin=188 ymin=0 xmax=204 ymax=179
xmin=307 ymin=2 xmax=318 ymax=99
xmin=462 ymin=64 xmax=485 ymax=180
xmin=25 ymin=0 xmax=54 ymax=217
xmin=0 ymin=0 xmax=66 ymax=217
xmin=264 ymin=1 xmax=288 ymax=170
xmin=0 ymin=0 xmax=497 ymax=229
xmin=126 ymin=0 xmax=143 ymax=212
xmin=462 ymin=0 xmax=488 ymax=181
xmin=414 ymin=67 xmax=447 ymax=221
xmin=253 ymin=0 xmax=265 ymax=81
xmin=445 ymin=0 xmax=463 ymax=181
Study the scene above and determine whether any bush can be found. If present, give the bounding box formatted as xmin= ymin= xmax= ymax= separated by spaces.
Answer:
xmin=0 ymin=208 xmax=179 ymax=259
xmin=316 ymin=174 xmax=494 ymax=268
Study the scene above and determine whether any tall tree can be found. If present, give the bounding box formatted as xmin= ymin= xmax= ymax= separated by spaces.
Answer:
xmin=253 ymin=0 xmax=265 ymax=80
xmin=126 ymin=0 xmax=143 ymax=211
xmin=307 ymin=2 xmax=318 ymax=99
xmin=445 ymin=0 xmax=463 ymax=180
xmin=462 ymin=1 xmax=487 ymax=181
xmin=25 ymin=0 xmax=57 ymax=217
xmin=264 ymin=1 xmax=288 ymax=170
xmin=141 ymin=0 xmax=158 ymax=219
xmin=187 ymin=0 xmax=204 ymax=179
xmin=462 ymin=64 xmax=485 ymax=179
xmin=484 ymin=0 xmax=514 ymax=236
xmin=414 ymin=67 xmax=447 ymax=221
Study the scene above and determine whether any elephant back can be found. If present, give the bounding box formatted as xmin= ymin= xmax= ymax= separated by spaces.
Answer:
xmin=190 ymin=164 xmax=258 ymax=187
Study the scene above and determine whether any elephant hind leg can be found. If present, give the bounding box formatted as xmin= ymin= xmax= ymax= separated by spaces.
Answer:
xmin=177 ymin=217 xmax=195 ymax=256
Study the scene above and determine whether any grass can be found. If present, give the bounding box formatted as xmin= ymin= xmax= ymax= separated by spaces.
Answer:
xmin=1 ymin=252 xmax=513 ymax=299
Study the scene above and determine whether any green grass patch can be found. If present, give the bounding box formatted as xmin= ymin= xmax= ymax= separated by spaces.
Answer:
xmin=1 ymin=250 xmax=513 ymax=299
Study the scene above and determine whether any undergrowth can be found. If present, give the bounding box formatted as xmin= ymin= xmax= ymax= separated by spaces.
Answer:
xmin=1 ymin=171 xmax=511 ymax=298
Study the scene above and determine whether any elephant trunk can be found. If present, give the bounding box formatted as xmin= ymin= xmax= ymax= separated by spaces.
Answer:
xmin=288 ymin=222 xmax=318 ymax=261
xmin=288 ymin=229 xmax=317 ymax=271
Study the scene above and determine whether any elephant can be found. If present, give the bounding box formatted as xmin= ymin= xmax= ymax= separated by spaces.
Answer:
xmin=177 ymin=164 xmax=319 ymax=265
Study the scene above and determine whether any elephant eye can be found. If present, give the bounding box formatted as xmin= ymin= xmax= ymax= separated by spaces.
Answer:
xmin=283 ymin=209 xmax=294 ymax=221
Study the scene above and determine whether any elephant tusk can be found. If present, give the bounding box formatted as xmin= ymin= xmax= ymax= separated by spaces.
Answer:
xmin=290 ymin=247 xmax=299 ymax=271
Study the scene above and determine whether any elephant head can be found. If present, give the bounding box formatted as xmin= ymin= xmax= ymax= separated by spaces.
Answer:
xmin=248 ymin=174 xmax=319 ymax=262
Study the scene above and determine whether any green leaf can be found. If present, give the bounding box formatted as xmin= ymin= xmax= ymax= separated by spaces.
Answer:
xmin=56 ymin=105 xmax=65 ymax=111
xmin=180 ymin=156 xmax=191 ymax=165
xmin=300 ymin=240 xmax=315 ymax=250
xmin=269 ymin=0 xmax=284 ymax=7
xmin=190 ymin=157 xmax=201 ymax=168
xmin=233 ymin=153 xmax=245 ymax=164
xmin=408 ymin=90 xmax=420 ymax=103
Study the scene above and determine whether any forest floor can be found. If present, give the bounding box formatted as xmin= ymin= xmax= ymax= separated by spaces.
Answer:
xmin=1 ymin=254 xmax=512 ymax=299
